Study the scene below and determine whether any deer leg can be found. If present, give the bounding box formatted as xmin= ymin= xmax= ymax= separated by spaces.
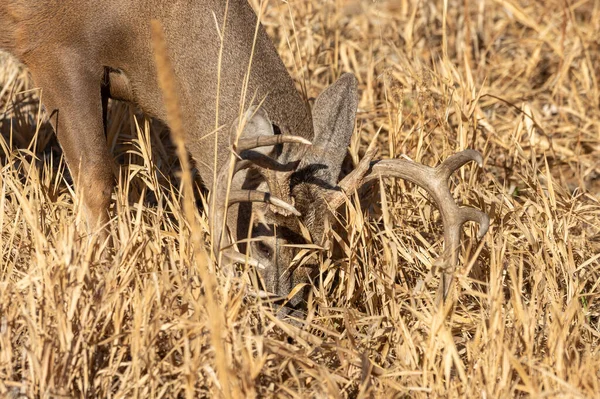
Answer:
xmin=101 ymin=68 xmax=110 ymax=137
xmin=29 ymin=59 xmax=114 ymax=234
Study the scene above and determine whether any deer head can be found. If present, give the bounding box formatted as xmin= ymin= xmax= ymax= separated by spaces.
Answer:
xmin=210 ymin=73 xmax=489 ymax=314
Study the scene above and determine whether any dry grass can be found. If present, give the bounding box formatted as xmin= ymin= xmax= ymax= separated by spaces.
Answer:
xmin=1 ymin=0 xmax=600 ymax=397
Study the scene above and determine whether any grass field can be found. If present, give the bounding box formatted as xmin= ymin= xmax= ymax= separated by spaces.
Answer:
xmin=1 ymin=0 xmax=600 ymax=397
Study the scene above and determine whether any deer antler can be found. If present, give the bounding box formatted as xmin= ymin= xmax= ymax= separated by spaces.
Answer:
xmin=327 ymin=148 xmax=489 ymax=302
xmin=210 ymin=132 xmax=311 ymax=262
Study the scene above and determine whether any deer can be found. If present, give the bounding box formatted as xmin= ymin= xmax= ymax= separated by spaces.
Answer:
xmin=0 ymin=0 xmax=489 ymax=315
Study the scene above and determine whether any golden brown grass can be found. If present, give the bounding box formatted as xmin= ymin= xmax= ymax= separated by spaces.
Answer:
xmin=1 ymin=0 xmax=599 ymax=397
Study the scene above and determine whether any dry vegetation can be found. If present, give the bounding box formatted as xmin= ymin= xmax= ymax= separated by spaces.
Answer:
xmin=1 ymin=0 xmax=600 ymax=397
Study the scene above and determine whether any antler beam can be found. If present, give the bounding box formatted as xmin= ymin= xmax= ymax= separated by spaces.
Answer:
xmin=329 ymin=149 xmax=489 ymax=302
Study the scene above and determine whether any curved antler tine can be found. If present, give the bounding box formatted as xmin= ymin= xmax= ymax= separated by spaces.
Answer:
xmin=225 ymin=155 xmax=296 ymax=180
xmin=222 ymin=248 xmax=265 ymax=269
xmin=238 ymin=152 xmax=299 ymax=172
xmin=456 ymin=207 xmax=490 ymax=239
xmin=233 ymin=160 xmax=253 ymax=174
xmin=436 ymin=149 xmax=484 ymax=181
xmin=327 ymin=132 xmax=380 ymax=209
xmin=236 ymin=135 xmax=311 ymax=153
xmin=227 ymin=190 xmax=301 ymax=216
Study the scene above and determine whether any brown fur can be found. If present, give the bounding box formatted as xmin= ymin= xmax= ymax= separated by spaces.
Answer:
xmin=0 ymin=0 xmax=359 ymax=311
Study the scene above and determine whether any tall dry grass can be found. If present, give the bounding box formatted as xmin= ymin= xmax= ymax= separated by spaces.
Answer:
xmin=1 ymin=0 xmax=599 ymax=397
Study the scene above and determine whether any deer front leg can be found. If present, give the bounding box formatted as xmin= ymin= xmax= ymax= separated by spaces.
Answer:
xmin=28 ymin=58 xmax=114 ymax=234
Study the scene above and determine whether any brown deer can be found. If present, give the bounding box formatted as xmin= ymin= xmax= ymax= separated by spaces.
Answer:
xmin=0 ymin=0 xmax=488 ymax=313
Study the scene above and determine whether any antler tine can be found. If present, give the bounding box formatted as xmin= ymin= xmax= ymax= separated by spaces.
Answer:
xmin=227 ymin=190 xmax=301 ymax=216
xmin=330 ymin=149 xmax=489 ymax=302
xmin=222 ymin=248 xmax=265 ymax=269
xmin=327 ymin=132 xmax=380 ymax=209
xmin=436 ymin=149 xmax=484 ymax=181
xmin=236 ymin=134 xmax=311 ymax=153
xmin=236 ymin=153 xmax=299 ymax=173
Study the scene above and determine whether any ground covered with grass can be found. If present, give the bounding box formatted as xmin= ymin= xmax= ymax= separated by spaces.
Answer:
xmin=1 ymin=0 xmax=599 ymax=397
